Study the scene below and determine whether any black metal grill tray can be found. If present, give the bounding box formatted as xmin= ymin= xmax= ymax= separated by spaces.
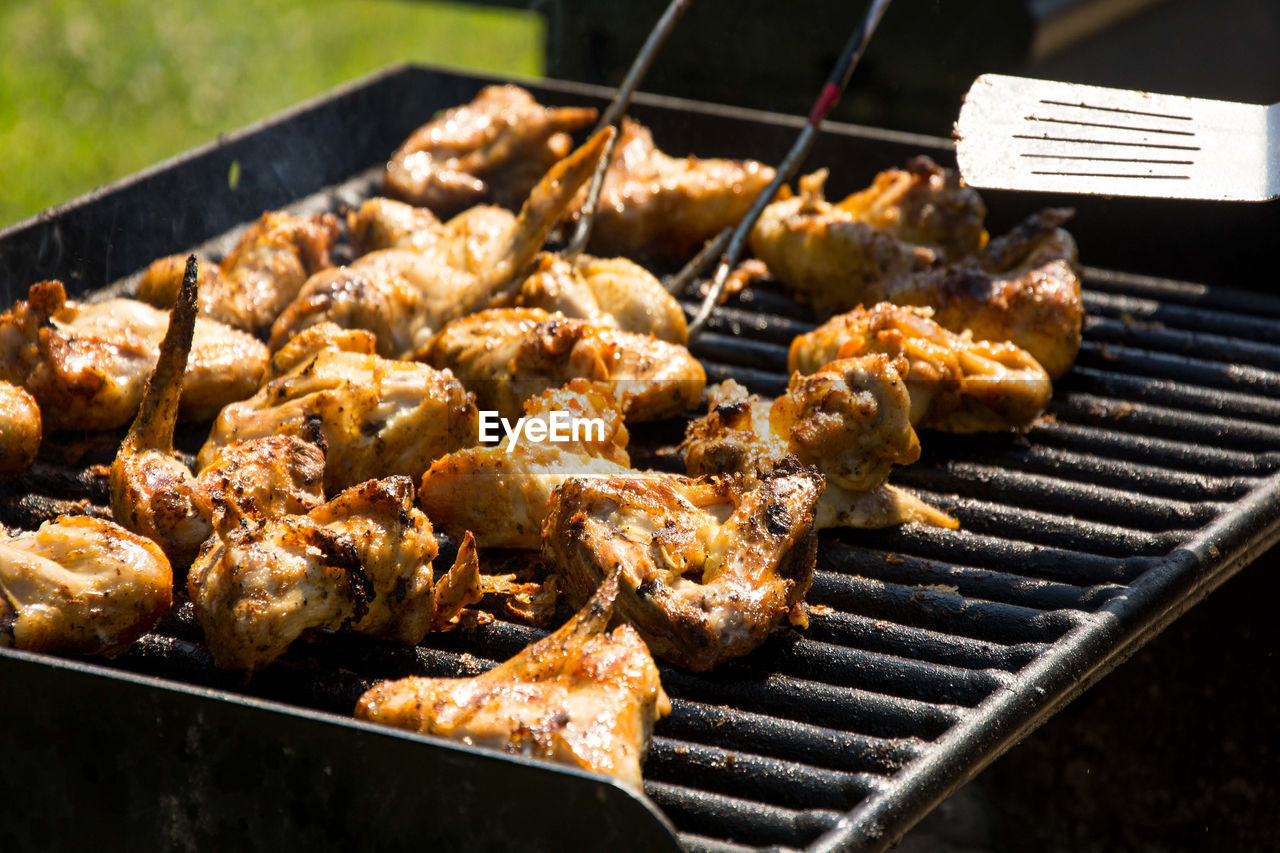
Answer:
xmin=4 ymin=65 xmax=1280 ymax=853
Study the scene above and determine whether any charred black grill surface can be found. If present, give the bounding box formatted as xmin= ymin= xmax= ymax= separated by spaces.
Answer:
xmin=3 ymin=67 xmax=1280 ymax=853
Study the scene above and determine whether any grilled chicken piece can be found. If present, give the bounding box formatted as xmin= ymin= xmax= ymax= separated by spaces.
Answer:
xmin=682 ymin=372 xmax=956 ymax=530
xmin=189 ymin=476 xmax=443 ymax=673
xmin=583 ymin=118 xmax=775 ymax=263
xmin=351 ymin=198 xmax=687 ymax=343
xmin=0 ymin=280 xmax=267 ymax=430
xmin=200 ymin=322 xmax=478 ymax=494
xmin=111 ymin=261 xmax=325 ymax=566
xmin=137 ymin=211 xmax=338 ymax=334
xmin=356 ymin=568 xmax=669 ymax=789
xmin=0 ymin=515 xmax=172 ymax=656
xmin=750 ymin=166 xmax=1083 ymax=378
xmin=385 ymin=84 xmax=597 ymax=216
xmin=834 ymin=155 xmax=988 ymax=261
xmin=545 ymin=461 xmax=822 ymax=671
xmin=0 ymin=380 xmax=40 ymax=475
xmin=348 ymin=197 xmax=518 ymax=259
xmin=419 ymin=308 xmax=705 ymax=422
xmin=419 ymin=380 xmax=632 ymax=550
xmin=790 ymin=303 xmax=1052 ymax=432
xmin=272 ymin=130 xmax=613 ymax=358
xmin=896 ymin=210 xmax=1082 ymax=380
xmin=504 ymin=252 xmax=687 ymax=343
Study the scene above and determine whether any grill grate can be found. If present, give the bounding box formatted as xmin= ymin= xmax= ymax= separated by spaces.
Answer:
xmin=3 ymin=67 xmax=1280 ymax=853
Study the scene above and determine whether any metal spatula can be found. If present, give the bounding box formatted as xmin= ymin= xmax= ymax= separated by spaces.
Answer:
xmin=955 ymin=73 xmax=1279 ymax=201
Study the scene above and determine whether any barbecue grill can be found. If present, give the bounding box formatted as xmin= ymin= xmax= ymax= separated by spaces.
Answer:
xmin=3 ymin=65 xmax=1280 ymax=852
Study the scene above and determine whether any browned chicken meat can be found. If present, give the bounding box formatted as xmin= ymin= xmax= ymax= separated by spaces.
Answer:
xmin=0 ymin=380 xmax=40 ymax=475
xmin=189 ymin=476 xmax=459 ymax=673
xmin=199 ymin=322 xmax=478 ymax=494
xmin=356 ymin=568 xmax=669 ymax=789
xmin=351 ymin=198 xmax=687 ymax=343
xmin=790 ymin=303 xmax=1052 ymax=432
xmin=0 ymin=515 xmax=172 ymax=656
xmin=137 ymin=211 xmax=338 ymax=334
xmin=897 ymin=210 xmax=1083 ymax=380
xmin=385 ymin=84 xmax=597 ymax=216
xmin=544 ymin=460 xmax=822 ymax=671
xmin=111 ymin=263 xmax=325 ymax=566
xmin=505 ymin=252 xmax=687 ymax=343
xmin=271 ymin=130 xmax=613 ymax=358
xmin=583 ymin=117 xmax=776 ymax=263
xmin=0 ymin=280 xmax=267 ymax=430
xmin=682 ymin=367 xmax=956 ymax=531
xmin=834 ymin=155 xmax=988 ymax=261
xmin=419 ymin=380 xmax=632 ymax=550
xmin=750 ymin=163 xmax=1083 ymax=378
xmin=419 ymin=307 xmax=705 ymax=422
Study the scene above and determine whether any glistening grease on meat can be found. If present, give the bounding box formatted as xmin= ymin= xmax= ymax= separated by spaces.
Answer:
xmin=356 ymin=567 xmax=669 ymax=789
xmin=544 ymin=461 xmax=823 ymax=671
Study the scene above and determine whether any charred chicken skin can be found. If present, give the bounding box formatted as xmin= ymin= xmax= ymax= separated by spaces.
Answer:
xmin=681 ymin=368 xmax=956 ymax=531
xmin=0 ymin=515 xmax=172 ymax=656
xmin=418 ymin=380 xmax=632 ymax=550
xmin=199 ymin=322 xmax=479 ymax=494
xmin=385 ymin=84 xmax=597 ymax=216
xmin=544 ymin=460 xmax=822 ymax=671
xmin=188 ymin=475 xmax=451 ymax=673
xmin=583 ymin=117 xmax=776 ymax=263
xmin=418 ymin=307 xmax=705 ymax=423
xmin=356 ymin=567 xmax=670 ymax=789
xmin=750 ymin=163 xmax=1083 ymax=378
xmin=111 ymin=261 xmax=325 ymax=566
xmin=0 ymin=380 xmax=40 ymax=476
xmin=137 ymin=210 xmax=339 ymax=334
xmin=790 ymin=303 xmax=1052 ymax=432
xmin=271 ymin=129 xmax=614 ymax=358
xmin=0 ymin=280 xmax=267 ymax=430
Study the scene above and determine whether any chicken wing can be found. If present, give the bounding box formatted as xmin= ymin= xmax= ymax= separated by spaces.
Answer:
xmin=544 ymin=460 xmax=822 ymax=671
xmin=583 ymin=117 xmax=775 ymax=263
xmin=351 ymin=197 xmax=687 ymax=343
xmin=750 ymin=165 xmax=1083 ymax=378
xmin=0 ymin=380 xmax=40 ymax=475
xmin=199 ymin=321 xmax=478 ymax=493
xmin=894 ymin=210 xmax=1082 ymax=379
xmin=681 ymin=370 xmax=955 ymax=530
xmin=834 ymin=155 xmax=988 ymax=261
xmin=419 ymin=308 xmax=705 ymax=422
xmin=111 ymin=261 xmax=325 ymax=566
xmin=385 ymin=84 xmax=597 ymax=215
xmin=790 ymin=303 xmax=1052 ymax=432
xmin=355 ymin=568 xmax=669 ymax=789
xmin=137 ymin=211 xmax=338 ymax=334
xmin=188 ymin=475 xmax=442 ymax=673
xmin=0 ymin=280 xmax=267 ymax=430
xmin=271 ymin=129 xmax=613 ymax=358
xmin=418 ymin=380 xmax=632 ymax=550
xmin=348 ymin=197 xmax=510 ymax=258
xmin=0 ymin=515 xmax=172 ymax=656
xmin=504 ymin=252 xmax=687 ymax=343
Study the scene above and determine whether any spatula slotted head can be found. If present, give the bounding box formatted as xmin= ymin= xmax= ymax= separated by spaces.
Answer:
xmin=956 ymin=74 xmax=1278 ymax=202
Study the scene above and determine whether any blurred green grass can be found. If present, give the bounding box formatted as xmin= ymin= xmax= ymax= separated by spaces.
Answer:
xmin=0 ymin=0 xmax=543 ymax=227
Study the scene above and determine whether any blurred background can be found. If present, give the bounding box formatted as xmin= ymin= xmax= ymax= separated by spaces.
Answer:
xmin=3 ymin=0 xmax=1277 ymax=849
xmin=8 ymin=0 xmax=1280 ymax=227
